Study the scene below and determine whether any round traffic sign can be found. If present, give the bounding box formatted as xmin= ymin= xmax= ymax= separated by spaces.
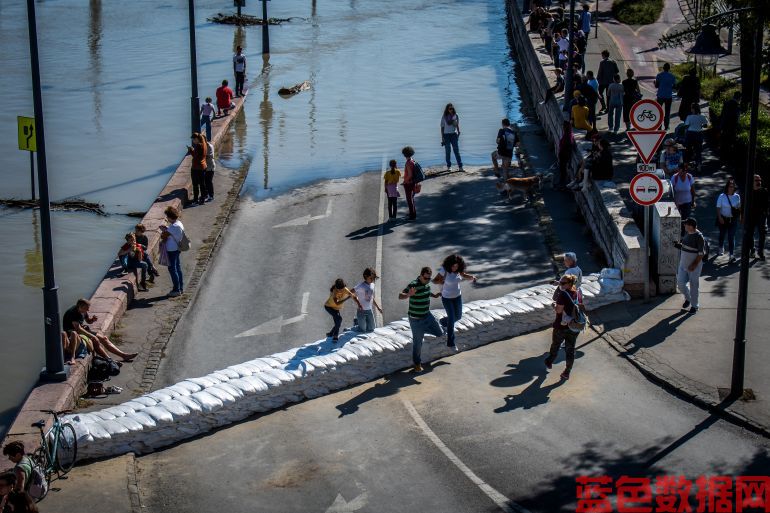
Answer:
xmin=630 ymin=99 xmax=664 ymax=131
xmin=630 ymin=172 xmax=664 ymax=206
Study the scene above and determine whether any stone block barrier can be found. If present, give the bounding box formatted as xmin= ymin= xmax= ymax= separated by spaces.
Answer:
xmin=66 ymin=275 xmax=629 ymax=461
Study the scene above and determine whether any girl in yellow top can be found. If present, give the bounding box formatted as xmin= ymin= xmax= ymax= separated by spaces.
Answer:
xmin=384 ymin=159 xmax=401 ymax=220
xmin=324 ymin=278 xmax=362 ymax=342
xmin=571 ymin=92 xmax=593 ymax=132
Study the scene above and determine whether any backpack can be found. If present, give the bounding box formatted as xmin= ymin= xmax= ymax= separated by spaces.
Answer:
xmin=28 ymin=460 xmax=49 ymax=500
xmin=698 ymin=230 xmax=710 ymax=261
xmin=562 ymin=290 xmax=587 ymax=333
xmin=503 ymin=128 xmax=517 ymax=151
xmin=412 ymin=161 xmax=425 ymax=183
xmin=88 ymin=355 xmax=120 ymax=382
xmin=205 ymin=142 xmax=216 ymax=172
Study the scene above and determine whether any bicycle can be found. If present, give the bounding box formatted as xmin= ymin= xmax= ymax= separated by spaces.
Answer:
xmin=636 ymin=110 xmax=658 ymax=122
xmin=29 ymin=409 xmax=78 ymax=499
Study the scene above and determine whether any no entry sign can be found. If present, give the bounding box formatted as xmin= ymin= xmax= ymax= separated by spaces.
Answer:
xmin=630 ymin=172 xmax=664 ymax=206
xmin=630 ymin=99 xmax=663 ymax=131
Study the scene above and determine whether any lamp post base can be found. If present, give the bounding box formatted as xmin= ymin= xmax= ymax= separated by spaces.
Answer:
xmin=39 ymin=366 xmax=69 ymax=383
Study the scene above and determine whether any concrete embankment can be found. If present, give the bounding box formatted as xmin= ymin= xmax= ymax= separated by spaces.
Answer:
xmin=65 ymin=275 xmax=628 ymax=460
xmin=506 ymin=0 xmax=645 ymax=296
xmin=1 ymin=93 xmax=249 ymax=467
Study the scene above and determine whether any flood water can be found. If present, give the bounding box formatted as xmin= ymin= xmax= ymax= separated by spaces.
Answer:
xmin=0 ymin=0 xmax=525 ymax=435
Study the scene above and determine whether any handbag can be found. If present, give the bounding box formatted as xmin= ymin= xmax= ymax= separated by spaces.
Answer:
xmin=158 ymin=240 xmax=170 ymax=267
xmin=169 ymin=229 xmax=191 ymax=252
xmin=562 ymin=290 xmax=587 ymax=333
xmin=726 ymin=194 xmax=741 ymax=219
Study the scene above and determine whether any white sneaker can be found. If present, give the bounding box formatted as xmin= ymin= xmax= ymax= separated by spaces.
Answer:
xmin=729 ymin=254 xmax=737 ymax=263
xmin=718 ymin=248 xmax=724 ymax=256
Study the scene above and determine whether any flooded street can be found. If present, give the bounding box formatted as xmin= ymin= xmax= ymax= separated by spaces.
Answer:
xmin=0 ymin=0 xmax=524 ymax=434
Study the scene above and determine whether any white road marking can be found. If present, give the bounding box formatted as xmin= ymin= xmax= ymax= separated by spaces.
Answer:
xmin=234 ymin=292 xmax=310 ymax=337
xmin=272 ymin=199 xmax=334 ymax=228
xmin=324 ymin=492 xmax=368 ymax=513
xmin=374 ymin=154 xmax=386 ymax=327
xmin=402 ymin=399 xmax=531 ymax=513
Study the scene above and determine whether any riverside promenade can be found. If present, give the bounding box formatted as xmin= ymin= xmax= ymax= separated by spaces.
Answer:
xmin=0 ymin=90 xmax=249 ymax=469
xmin=517 ymin=0 xmax=770 ymax=433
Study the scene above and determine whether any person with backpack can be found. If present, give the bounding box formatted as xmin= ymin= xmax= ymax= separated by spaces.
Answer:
xmin=491 ymin=118 xmax=519 ymax=180
xmin=440 ymin=103 xmax=464 ymax=172
xmin=204 ymin=135 xmax=216 ymax=202
xmin=674 ymin=218 xmax=706 ymax=313
xmin=545 ymin=273 xmax=582 ymax=380
xmin=0 ymin=472 xmax=39 ymax=513
xmin=2 ymin=443 xmax=31 ymax=495
xmin=401 ymin=146 xmax=420 ymax=221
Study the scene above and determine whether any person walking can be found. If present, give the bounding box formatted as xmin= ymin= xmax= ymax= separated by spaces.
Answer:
xmin=674 ymin=218 xmax=705 ymax=313
xmin=204 ymin=135 xmax=216 ymax=202
xmin=492 ymin=118 xmax=519 ymax=179
xmin=606 ymin=74 xmax=624 ymax=134
xmin=716 ymin=179 xmax=741 ymax=262
xmin=622 ymin=68 xmax=641 ymax=131
xmin=324 ymin=279 xmax=362 ymax=342
xmin=719 ymin=92 xmax=741 ymax=158
xmin=654 ymin=63 xmax=676 ymax=130
xmin=747 ymin=174 xmax=768 ymax=260
xmin=160 ymin=206 xmax=186 ymax=296
xmin=580 ymin=4 xmax=592 ymax=40
xmin=671 ymin=163 xmax=696 ymax=234
xmin=440 ymin=104 xmax=463 ymax=172
xmin=659 ymin=138 xmax=684 ymax=176
xmin=597 ymin=50 xmax=619 ymax=112
xmin=677 ymin=67 xmax=701 ymax=124
xmin=433 ymin=254 xmax=476 ymax=351
xmin=402 ymin=146 xmax=418 ymax=220
xmin=186 ymin=132 xmax=208 ymax=205
xmin=200 ymin=97 xmax=216 ymax=142
xmin=384 ymin=159 xmax=401 ymax=220
xmin=684 ymin=102 xmax=708 ymax=165
xmin=233 ymin=46 xmax=247 ymax=97
xmin=544 ymin=274 xmax=581 ymax=380
xmin=353 ymin=268 xmax=382 ymax=333
xmin=562 ymin=252 xmax=583 ymax=287
xmin=399 ymin=267 xmax=443 ymax=372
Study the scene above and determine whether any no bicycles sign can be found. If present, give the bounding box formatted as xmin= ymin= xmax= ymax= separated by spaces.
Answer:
xmin=629 ymin=99 xmax=663 ymax=131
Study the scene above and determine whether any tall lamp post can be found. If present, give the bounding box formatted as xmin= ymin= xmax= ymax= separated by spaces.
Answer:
xmin=188 ymin=0 xmax=200 ymax=135
xmin=25 ymin=0 xmax=66 ymax=382
xmin=262 ymin=0 xmax=270 ymax=54
xmin=699 ymin=5 xmax=763 ymax=399
xmin=562 ymin=0 xmax=577 ymax=112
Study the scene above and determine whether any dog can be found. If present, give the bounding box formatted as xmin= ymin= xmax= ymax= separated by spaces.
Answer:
xmin=278 ymin=81 xmax=311 ymax=97
xmin=495 ymin=174 xmax=542 ymax=201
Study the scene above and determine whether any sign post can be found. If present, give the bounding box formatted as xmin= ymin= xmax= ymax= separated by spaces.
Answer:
xmin=18 ymin=116 xmax=37 ymax=201
xmin=630 ymin=172 xmax=664 ymax=302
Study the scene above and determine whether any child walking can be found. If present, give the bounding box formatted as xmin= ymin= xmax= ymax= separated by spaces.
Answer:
xmin=324 ymin=278 xmax=362 ymax=342
xmin=384 ymin=160 xmax=401 ymax=220
xmin=353 ymin=268 xmax=383 ymax=333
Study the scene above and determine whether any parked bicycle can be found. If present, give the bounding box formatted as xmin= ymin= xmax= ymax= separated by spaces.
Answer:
xmin=29 ymin=410 xmax=78 ymax=499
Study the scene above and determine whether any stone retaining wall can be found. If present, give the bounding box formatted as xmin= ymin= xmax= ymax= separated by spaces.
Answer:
xmin=506 ymin=0 xmax=645 ymax=295
xmin=1 ymin=94 xmax=248 ymax=466
xmin=66 ymin=275 xmax=629 ymax=460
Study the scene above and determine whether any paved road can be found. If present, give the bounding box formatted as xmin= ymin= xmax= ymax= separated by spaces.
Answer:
xmin=154 ymin=166 xmax=555 ymax=387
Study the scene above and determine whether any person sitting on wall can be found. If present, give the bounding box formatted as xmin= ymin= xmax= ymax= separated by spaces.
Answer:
xmin=62 ymin=298 xmax=138 ymax=362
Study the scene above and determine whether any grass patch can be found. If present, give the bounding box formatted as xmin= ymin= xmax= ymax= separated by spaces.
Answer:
xmin=612 ymin=0 xmax=663 ymax=25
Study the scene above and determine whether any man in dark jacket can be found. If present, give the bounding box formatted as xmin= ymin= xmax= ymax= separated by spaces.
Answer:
xmin=596 ymin=50 xmax=619 ymax=112
xmin=747 ymin=174 xmax=769 ymax=260
xmin=720 ymin=92 xmax=741 ymax=157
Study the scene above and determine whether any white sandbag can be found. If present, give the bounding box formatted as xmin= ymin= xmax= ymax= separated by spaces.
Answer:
xmin=208 ymin=371 xmax=233 ymax=382
xmin=85 ymin=421 xmax=112 ymax=440
xmin=131 ymin=396 xmax=158 ymax=407
xmin=227 ymin=364 xmax=256 ymax=378
xmin=97 ymin=419 xmax=129 ymax=436
xmin=175 ymin=395 xmax=204 ymax=413
xmin=345 ymin=344 xmax=373 ymax=358
xmin=161 ymin=384 xmax=191 ymax=398
xmin=600 ymin=268 xmax=622 ymax=281
xmin=142 ymin=406 xmax=175 ymax=424
xmin=213 ymin=382 xmax=245 ymax=399
xmin=205 ymin=385 xmax=237 ymax=404
xmin=599 ymin=277 xmax=624 ymax=295
xmin=333 ymin=348 xmax=359 ymax=361
xmin=126 ymin=411 xmax=157 ymax=428
xmin=92 ymin=411 xmax=117 ymax=421
xmin=176 ymin=381 xmax=203 ymax=394
xmin=113 ymin=416 xmax=144 ymax=432
xmin=147 ymin=390 xmax=174 ymax=403
xmin=158 ymin=399 xmax=191 ymax=417
xmin=187 ymin=376 xmax=219 ymax=388
xmin=243 ymin=359 xmax=274 ymax=372
xmin=190 ymin=391 xmax=224 ymax=412
xmin=240 ymin=374 xmax=269 ymax=392
xmin=262 ymin=368 xmax=295 ymax=383
xmin=255 ymin=371 xmax=282 ymax=387
xmin=101 ymin=406 xmax=129 ymax=418
xmin=228 ymin=377 xmax=259 ymax=394
xmin=257 ymin=357 xmax=284 ymax=368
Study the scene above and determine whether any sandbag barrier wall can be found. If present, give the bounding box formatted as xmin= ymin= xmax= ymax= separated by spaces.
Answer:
xmin=66 ymin=275 xmax=629 ymax=460
xmin=0 ymin=95 xmax=248 ymax=468
xmin=506 ymin=0 xmax=645 ymax=296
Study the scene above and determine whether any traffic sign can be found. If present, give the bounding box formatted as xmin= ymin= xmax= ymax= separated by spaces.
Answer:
xmin=630 ymin=99 xmax=664 ymax=131
xmin=630 ymin=172 xmax=664 ymax=206
xmin=17 ymin=116 xmax=36 ymax=152
xmin=636 ymin=163 xmax=657 ymax=174
xmin=627 ymin=130 xmax=666 ymax=164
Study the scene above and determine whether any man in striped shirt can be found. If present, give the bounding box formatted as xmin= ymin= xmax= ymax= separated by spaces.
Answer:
xmin=399 ymin=267 xmax=444 ymax=372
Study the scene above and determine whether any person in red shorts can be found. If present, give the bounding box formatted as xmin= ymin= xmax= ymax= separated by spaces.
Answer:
xmin=215 ymin=79 xmax=235 ymax=116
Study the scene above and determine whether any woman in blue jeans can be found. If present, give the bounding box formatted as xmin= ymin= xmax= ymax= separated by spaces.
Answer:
xmin=440 ymin=103 xmax=463 ymax=172
xmin=160 ymin=206 xmax=185 ymax=297
xmin=433 ymin=254 xmax=477 ymax=350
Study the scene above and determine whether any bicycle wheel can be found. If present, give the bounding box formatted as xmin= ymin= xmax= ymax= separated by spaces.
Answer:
xmin=55 ymin=423 xmax=78 ymax=472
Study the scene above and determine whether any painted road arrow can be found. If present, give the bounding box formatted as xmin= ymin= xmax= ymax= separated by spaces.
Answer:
xmin=234 ymin=292 xmax=310 ymax=338
xmin=324 ymin=492 xmax=368 ymax=513
xmin=273 ymin=199 xmax=333 ymax=228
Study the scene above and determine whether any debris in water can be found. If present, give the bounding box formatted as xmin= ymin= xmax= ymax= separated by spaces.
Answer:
xmin=278 ymin=81 xmax=311 ymax=98
xmin=0 ymin=198 xmax=107 ymax=216
xmin=208 ymin=13 xmax=303 ymax=26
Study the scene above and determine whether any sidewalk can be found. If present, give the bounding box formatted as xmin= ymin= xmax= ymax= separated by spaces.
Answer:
xmin=559 ymin=0 xmax=770 ymax=433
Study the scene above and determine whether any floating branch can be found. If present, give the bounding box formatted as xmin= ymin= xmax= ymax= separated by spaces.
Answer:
xmin=208 ymin=13 xmax=304 ymax=25
xmin=0 ymin=198 xmax=107 ymax=216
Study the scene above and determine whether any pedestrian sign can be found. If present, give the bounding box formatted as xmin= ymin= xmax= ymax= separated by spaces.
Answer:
xmin=18 ymin=116 xmax=36 ymax=152
xmin=629 ymin=99 xmax=663 ymax=131
xmin=629 ymin=172 xmax=664 ymax=206
xmin=627 ymin=130 xmax=666 ymax=164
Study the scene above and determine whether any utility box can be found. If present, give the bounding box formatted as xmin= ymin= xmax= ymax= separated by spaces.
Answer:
xmin=651 ymin=202 xmax=681 ymax=294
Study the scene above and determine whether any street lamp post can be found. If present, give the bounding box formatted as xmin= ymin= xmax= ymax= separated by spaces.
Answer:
xmin=562 ymin=0 xmax=577 ymax=112
xmin=25 ymin=0 xmax=66 ymax=382
xmin=262 ymin=0 xmax=270 ymax=54
xmin=188 ymin=0 xmax=200 ymax=136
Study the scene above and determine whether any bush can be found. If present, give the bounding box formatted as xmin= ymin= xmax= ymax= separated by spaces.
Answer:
xmin=612 ymin=0 xmax=664 ymax=25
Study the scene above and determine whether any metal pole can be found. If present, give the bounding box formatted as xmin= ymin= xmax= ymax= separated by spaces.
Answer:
xmin=262 ymin=0 xmax=270 ymax=54
xmin=237 ymin=0 xmax=242 ymax=17
xmin=30 ymin=151 xmax=36 ymax=202
xmin=188 ymin=0 xmax=200 ymax=136
xmin=562 ymin=0 xmax=577 ymax=112
xmin=25 ymin=0 xmax=66 ymax=382
xmin=730 ymin=9 xmax=763 ymax=399
xmin=644 ymin=205 xmax=650 ymax=302
xmin=594 ymin=0 xmax=598 ymax=39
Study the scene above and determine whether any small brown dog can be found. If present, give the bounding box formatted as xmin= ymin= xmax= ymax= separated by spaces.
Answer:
xmin=495 ymin=175 xmax=542 ymax=201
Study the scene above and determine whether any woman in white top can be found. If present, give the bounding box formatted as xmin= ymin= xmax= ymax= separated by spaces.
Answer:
xmin=160 ymin=206 xmax=186 ymax=296
xmin=716 ymin=178 xmax=741 ymax=262
xmin=433 ymin=254 xmax=476 ymax=350
xmin=684 ymin=102 xmax=708 ymax=165
xmin=440 ymin=103 xmax=463 ymax=172
xmin=353 ymin=268 xmax=383 ymax=333
xmin=671 ymin=163 xmax=695 ymax=230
